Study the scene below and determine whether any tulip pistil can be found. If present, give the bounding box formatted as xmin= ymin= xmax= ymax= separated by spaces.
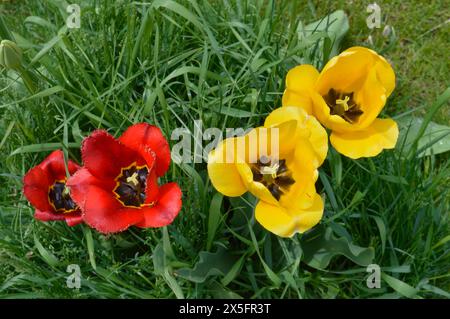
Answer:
xmin=251 ymin=157 xmax=295 ymax=200
xmin=324 ymin=88 xmax=363 ymax=123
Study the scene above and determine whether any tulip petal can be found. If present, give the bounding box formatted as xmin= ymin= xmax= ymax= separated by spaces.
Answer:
xmin=65 ymin=214 xmax=84 ymax=227
xmin=79 ymin=184 xmax=144 ymax=234
xmin=354 ymin=68 xmax=387 ymax=129
xmin=347 ymin=46 xmax=396 ymax=97
xmin=291 ymin=192 xmax=324 ymax=233
xmin=34 ymin=209 xmax=66 ymax=222
xmin=207 ymin=137 xmax=247 ymax=197
xmin=119 ymin=123 xmax=171 ymax=177
xmin=330 ymin=118 xmax=399 ymax=159
xmin=136 ymin=182 xmax=182 ymax=228
xmin=282 ymin=64 xmax=319 ymax=114
xmin=286 ymin=64 xmax=319 ymax=91
xmin=282 ymin=89 xmax=313 ymax=114
xmin=23 ymin=166 xmax=54 ymax=212
xmin=81 ymin=130 xmax=144 ymax=180
xmin=39 ymin=149 xmax=80 ymax=180
xmin=255 ymin=192 xmax=323 ymax=237
xmin=316 ymin=47 xmax=374 ymax=95
xmin=264 ymin=106 xmax=328 ymax=166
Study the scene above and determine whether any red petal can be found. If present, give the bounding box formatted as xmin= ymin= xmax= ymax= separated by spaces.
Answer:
xmin=65 ymin=214 xmax=84 ymax=227
xmin=40 ymin=150 xmax=80 ymax=180
xmin=136 ymin=182 xmax=182 ymax=228
xmin=34 ymin=209 xmax=66 ymax=221
xmin=119 ymin=123 xmax=171 ymax=177
xmin=75 ymin=182 xmax=144 ymax=234
xmin=144 ymin=170 xmax=160 ymax=204
xmin=84 ymin=188 xmax=144 ymax=234
xmin=23 ymin=166 xmax=54 ymax=212
xmin=34 ymin=209 xmax=83 ymax=226
xmin=67 ymin=167 xmax=116 ymax=201
xmin=81 ymin=130 xmax=144 ymax=180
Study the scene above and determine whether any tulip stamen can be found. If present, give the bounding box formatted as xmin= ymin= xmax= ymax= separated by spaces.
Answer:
xmin=114 ymin=163 xmax=149 ymax=207
xmin=251 ymin=158 xmax=295 ymax=201
xmin=48 ymin=180 xmax=78 ymax=213
xmin=336 ymin=95 xmax=350 ymax=111
xmin=324 ymin=88 xmax=363 ymax=123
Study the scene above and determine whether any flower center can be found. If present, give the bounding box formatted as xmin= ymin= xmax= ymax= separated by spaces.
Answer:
xmin=324 ymin=88 xmax=363 ymax=123
xmin=113 ymin=163 xmax=149 ymax=207
xmin=251 ymin=157 xmax=295 ymax=200
xmin=48 ymin=180 xmax=78 ymax=213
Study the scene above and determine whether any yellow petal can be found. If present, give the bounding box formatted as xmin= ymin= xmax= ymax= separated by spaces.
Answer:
xmin=246 ymin=122 xmax=297 ymax=161
xmin=207 ymin=137 xmax=247 ymax=197
xmin=305 ymin=115 xmax=328 ymax=166
xmin=279 ymin=175 xmax=317 ymax=212
xmin=316 ymin=47 xmax=374 ymax=95
xmin=347 ymin=47 xmax=395 ymax=97
xmin=375 ymin=56 xmax=395 ymax=97
xmin=255 ymin=192 xmax=324 ymax=237
xmin=354 ymin=67 xmax=387 ymax=129
xmin=291 ymin=192 xmax=324 ymax=234
xmin=286 ymin=64 xmax=319 ymax=92
xmin=330 ymin=118 xmax=399 ymax=159
xmin=282 ymin=89 xmax=313 ymax=114
xmin=264 ymin=106 xmax=328 ymax=166
xmin=255 ymin=200 xmax=296 ymax=237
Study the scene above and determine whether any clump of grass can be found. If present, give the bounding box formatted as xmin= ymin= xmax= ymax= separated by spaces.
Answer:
xmin=0 ymin=0 xmax=448 ymax=298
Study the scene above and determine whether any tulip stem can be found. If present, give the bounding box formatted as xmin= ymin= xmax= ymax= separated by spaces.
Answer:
xmin=0 ymin=16 xmax=14 ymax=41
xmin=17 ymin=65 xmax=37 ymax=94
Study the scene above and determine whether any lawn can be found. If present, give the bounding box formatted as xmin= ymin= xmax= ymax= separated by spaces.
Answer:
xmin=0 ymin=0 xmax=449 ymax=299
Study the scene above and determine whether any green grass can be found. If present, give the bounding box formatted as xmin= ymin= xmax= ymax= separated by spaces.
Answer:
xmin=0 ymin=0 xmax=449 ymax=298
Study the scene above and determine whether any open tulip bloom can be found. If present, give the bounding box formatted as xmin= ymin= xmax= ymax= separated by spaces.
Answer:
xmin=23 ymin=150 xmax=83 ymax=226
xmin=66 ymin=123 xmax=182 ymax=234
xmin=283 ymin=46 xmax=398 ymax=159
xmin=208 ymin=106 xmax=328 ymax=237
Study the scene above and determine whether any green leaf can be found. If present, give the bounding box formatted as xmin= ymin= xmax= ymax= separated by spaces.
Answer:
xmin=397 ymin=116 xmax=450 ymax=157
xmin=207 ymin=193 xmax=223 ymax=250
xmin=10 ymin=142 xmax=79 ymax=156
xmin=299 ymin=10 xmax=349 ymax=61
xmin=152 ymin=243 xmax=184 ymax=299
xmin=301 ymin=225 xmax=375 ymax=269
xmin=83 ymin=227 xmax=97 ymax=270
xmin=381 ymin=273 xmax=418 ymax=298
xmin=33 ymin=233 xmax=59 ymax=268
xmin=175 ymin=247 xmax=237 ymax=283
xmin=217 ymin=107 xmax=256 ymax=118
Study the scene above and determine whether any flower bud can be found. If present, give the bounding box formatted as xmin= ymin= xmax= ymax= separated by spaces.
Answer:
xmin=0 ymin=39 xmax=23 ymax=70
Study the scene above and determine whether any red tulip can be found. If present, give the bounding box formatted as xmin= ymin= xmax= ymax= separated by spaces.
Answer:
xmin=67 ymin=123 xmax=182 ymax=234
xmin=23 ymin=150 xmax=83 ymax=226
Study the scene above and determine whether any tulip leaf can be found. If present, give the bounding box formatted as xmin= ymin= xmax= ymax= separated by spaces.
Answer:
xmin=381 ymin=273 xmax=418 ymax=298
xmin=33 ymin=233 xmax=59 ymax=268
xmin=299 ymin=10 xmax=349 ymax=62
xmin=175 ymin=247 xmax=238 ymax=283
xmin=152 ymin=243 xmax=184 ymax=299
xmin=397 ymin=116 xmax=450 ymax=157
xmin=207 ymin=193 xmax=223 ymax=251
xmin=301 ymin=225 xmax=375 ymax=270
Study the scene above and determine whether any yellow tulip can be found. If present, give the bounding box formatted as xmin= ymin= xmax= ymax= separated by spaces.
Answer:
xmin=283 ymin=46 xmax=398 ymax=159
xmin=207 ymin=106 xmax=328 ymax=237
